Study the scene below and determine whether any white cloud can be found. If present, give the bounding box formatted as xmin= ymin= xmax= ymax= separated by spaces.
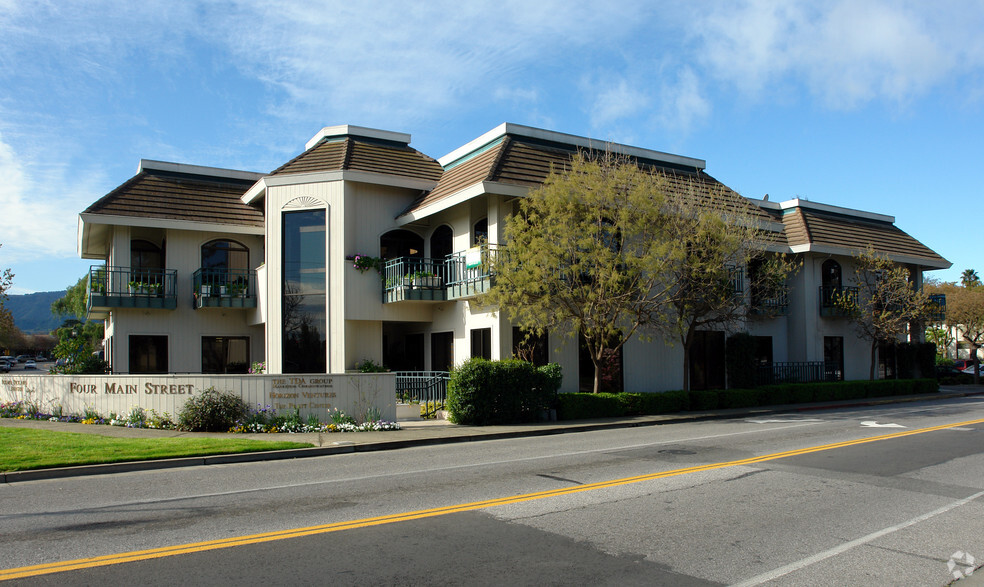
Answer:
xmin=692 ymin=0 xmax=984 ymax=109
xmin=656 ymin=67 xmax=710 ymax=133
xmin=587 ymin=78 xmax=650 ymax=129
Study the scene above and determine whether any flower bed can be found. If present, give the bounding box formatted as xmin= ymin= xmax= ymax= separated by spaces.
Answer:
xmin=0 ymin=401 xmax=400 ymax=434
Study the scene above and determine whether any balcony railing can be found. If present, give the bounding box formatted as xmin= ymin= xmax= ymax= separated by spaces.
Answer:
xmin=927 ymin=293 xmax=946 ymax=323
xmin=446 ymin=244 xmax=500 ymax=300
xmin=395 ymin=371 xmax=449 ymax=417
xmin=383 ymin=257 xmax=448 ymax=303
xmin=751 ymin=289 xmax=789 ymax=316
xmin=819 ymin=285 xmax=859 ymax=317
xmin=727 ymin=266 xmax=744 ymax=297
xmin=192 ymin=268 xmax=257 ymax=309
xmin=87 ymin=265 xmax=178 ymax=316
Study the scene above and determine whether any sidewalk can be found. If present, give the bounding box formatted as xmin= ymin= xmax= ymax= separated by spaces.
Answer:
xmin=2 ymin=386 xmax=983 ymax=483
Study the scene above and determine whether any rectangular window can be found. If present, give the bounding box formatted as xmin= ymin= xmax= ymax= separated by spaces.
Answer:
xmin=283 ymin=210 xmax=327 ymax=373
xmin=202 ymin=336 xmax=250 ymax=374
xmin=471 ymin=328 xmax=492 ymax=360
xmin=431 ymin=332 xmax=453 ymax=371
xmin=129 ymin=335 xmax=168 ymax=374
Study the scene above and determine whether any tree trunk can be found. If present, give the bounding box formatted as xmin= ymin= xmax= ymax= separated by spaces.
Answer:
xmin=869 ymin=342 xmax=877 ymax=381
xmin=682 ymin=325 xmax=695 ymax=392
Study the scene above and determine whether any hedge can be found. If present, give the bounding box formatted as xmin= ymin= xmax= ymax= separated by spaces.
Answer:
xmin=555 ymin=378 xmax=939 ymax=420
xmin=446 ymin=359 xmax=562 ymax=425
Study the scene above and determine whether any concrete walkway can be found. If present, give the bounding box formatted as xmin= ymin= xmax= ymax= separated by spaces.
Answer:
xmin=2 ymin=386 xmax=983 ymax=484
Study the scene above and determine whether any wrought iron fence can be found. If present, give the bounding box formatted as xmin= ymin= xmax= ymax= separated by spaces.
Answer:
xmin=394 ymin=371 xmax=449 ymax=416
xmin=756 ymin=361 xmax=834 ymax=385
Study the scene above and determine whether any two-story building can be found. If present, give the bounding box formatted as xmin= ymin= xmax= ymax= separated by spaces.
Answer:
xmin=78 ymin=123 xmax=949 ymax=391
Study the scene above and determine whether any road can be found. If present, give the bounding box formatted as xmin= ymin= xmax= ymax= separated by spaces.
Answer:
xmin=1 ymin=396 xmax=983 ymax=585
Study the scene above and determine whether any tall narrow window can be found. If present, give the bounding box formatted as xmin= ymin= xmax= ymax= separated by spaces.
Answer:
xmin=283 ymin=210 xmax=326 ymax=373
xmin=202 ymin=336 xmax=250 ymax=374
xmin=824 ymin=336 xmax=844 ymax=381
xmin=473 ymin=218 xmax=488 ymax=245
xmin=471 ymin=328 xmax=492 ymax=360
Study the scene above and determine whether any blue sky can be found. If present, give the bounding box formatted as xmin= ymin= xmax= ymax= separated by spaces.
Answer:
xmin=1 ymin=0 xmax=982 ymax=294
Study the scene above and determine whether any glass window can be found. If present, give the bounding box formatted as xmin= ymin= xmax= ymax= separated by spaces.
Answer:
xmin=129 ymin=335 xmax=167 ymax=374
xmin=131 ymin=240 xmax=163 ymax=271
xmin=202 ymin=336 xmax=250 ymax=374
xmin=471 ymin=328 xmax=492 ymax=360
xmin=283 ymin=210 xmax=327 ymax=373
xmin=513 ymin=327 xmax=549 ymax=366
xmin=202 ymin=240 xmax=249 ymax=272
xmin=380 ymin=230 xmax=423 ymax=260
xmin=473 ymin=218 xmax=488 ymax=245
xmin=430 ymin=225 xmax=453 ymax=260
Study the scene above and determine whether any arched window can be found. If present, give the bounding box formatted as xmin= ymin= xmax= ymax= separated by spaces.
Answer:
xmin=380 ymin=230 xmax=424 ymax=260
xmin=201 ymin=239 xmax=249 ymax=272
xmin=430 ymin=225 xmax=453 ymax=260
xmin=131 ymin=240 xmax=163 ymax=272
xmin=821 ymin=259 xmax=842 ymax=289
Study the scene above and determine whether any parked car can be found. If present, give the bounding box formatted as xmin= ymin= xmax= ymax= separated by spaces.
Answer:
xmin=961 ymin=364 xmax=982 ymax=375
xmin=950 ymin=359 xmax=973 ymax=371
xmin=16 ymin=355 xmax=30 ymax=363
xmin=24 ymin=359 xmax=36 ymax=370
xmin=0 ymin=361 xmax=9 ymax=373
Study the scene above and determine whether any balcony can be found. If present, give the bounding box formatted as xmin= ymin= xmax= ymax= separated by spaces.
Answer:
xmin=927 ymin=293 xmax=946 ymax=323
xmin=383 ymin=257 xmax=448 ymax=303
xmin=446 ymin=244 xmax=500 ymax=300
xmin=751 ymin=289 xmax=789 ymax=316
xmin=87 ymin=265 xmax=177 ymax=318
xmin=192 ymin=269 xmax=257 ymax=309
xmin=819 ymin=285 xmax=859 ymax=317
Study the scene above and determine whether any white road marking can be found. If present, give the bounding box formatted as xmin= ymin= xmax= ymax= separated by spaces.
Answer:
xmin=860 ymin=421 xmax=905 ymax=428
xmin=732 ymin=490 xmax=984 ymax=586
xmin=747 ymin=418 xmax=824 ymax=424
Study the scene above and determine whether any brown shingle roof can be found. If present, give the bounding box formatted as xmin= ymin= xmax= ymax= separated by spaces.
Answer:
xmin=782 ymin=207 xmax=947 ymax=266
xmin=84 ymin=170 xmax=264 ymax=228
xmin=402 ymin=136 xmax=776 ymax=228
xmin=270 ymin=137 xmax=442 ymax=182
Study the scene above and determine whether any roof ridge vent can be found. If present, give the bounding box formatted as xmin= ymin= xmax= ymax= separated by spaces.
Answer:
xmin=305 ymin=125 xmax=411 ymax=151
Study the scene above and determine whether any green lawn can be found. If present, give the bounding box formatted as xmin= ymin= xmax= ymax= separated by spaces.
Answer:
xmin=0 ymin=427 xmax=313 ymax=472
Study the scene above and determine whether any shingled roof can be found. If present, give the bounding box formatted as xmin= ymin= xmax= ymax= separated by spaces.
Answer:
xmin=83 ymin=165 xmax=264 ymax=228
xmin=780 ymin=203 xmax=948 ymax=268
xmin=399 ymin=132 xmax=776 ymax=228
xmin=270 ymin=136 xmax=442 ymax=182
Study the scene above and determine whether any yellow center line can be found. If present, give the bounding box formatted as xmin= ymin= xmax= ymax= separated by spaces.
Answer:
xmin=3 ymin=416 xmax=983 ymax=581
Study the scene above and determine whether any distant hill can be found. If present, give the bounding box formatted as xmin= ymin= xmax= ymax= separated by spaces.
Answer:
xmin=4 ymin=291 xmax=73 ymax=334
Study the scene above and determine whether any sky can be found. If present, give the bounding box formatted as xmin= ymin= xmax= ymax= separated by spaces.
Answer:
xmin=1 ymin=0 xmax=982 ymax=294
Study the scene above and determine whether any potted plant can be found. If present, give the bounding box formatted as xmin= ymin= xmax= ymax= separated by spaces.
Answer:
xmin=198 ymin=283 xmax=212 ymax=297
xmin=412 ymin=271 xmax=441 ymax=288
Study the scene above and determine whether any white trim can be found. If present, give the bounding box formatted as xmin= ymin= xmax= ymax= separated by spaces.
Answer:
xmin=438 ymin=122 xmax=706 ymax=170
xmin=78 ymin=212 xmax=264 ymax=235
xmin=788 ymin=243 xmax=951 ymax=269
xmin=305 ymin=125 xmax=411 ymax=151
xmin=138 ymin=159 xmax=264 ymax=182
xmin=242 ymin=170 xmax=437 ymax=205
xmin=396 ymin=181 xmax=528 ymax=225
xmin=776 ymin=197 xmax=895 ymax=224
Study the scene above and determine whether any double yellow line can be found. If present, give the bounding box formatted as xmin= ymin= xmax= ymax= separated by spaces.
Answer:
xmin=3 ymin=416 xmax=983 ymax=581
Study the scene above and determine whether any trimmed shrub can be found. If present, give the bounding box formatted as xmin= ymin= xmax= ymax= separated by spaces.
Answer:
xmin=177 ymin=387 xmax=249 ymax=432
xmin=447 ymin=359 xmax=560 ymax=425
xmin=556 ymin=392 xmax=625 ymax=420
xmin=689 ymin=389 xmax=720 ymax=411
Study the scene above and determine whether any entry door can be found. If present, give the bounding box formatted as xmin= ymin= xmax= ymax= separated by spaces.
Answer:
xmin=431 ymin=332 xmax=453 ymax=372
xmin=690 ymin=331 xmax=725 ymax=390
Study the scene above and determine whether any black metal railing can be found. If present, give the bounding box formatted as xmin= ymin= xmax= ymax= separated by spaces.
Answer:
xmin=756 ymin=361 xmax=831 ymax=385
xmin=395 ymin=371 xmax=449 ymax=416
xmin=819 ymin=286 xmax=859 ymax=316
xmin=751 ymin=289 xmax=790 ymax=315
xmin=192 ymin=268 xmax=257 ymax=309
xmin=88 ymin=265 xmax=177 ymax=311
xmin=727 ymin=266 xmax=744 ymax=297
xmin=446 ymin=243 xmax=501 ymax=299
xmin=382 ymin=257 xmax=448 ymax=302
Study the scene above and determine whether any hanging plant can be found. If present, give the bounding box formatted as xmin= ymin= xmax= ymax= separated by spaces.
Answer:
xmin=346 ymin=254 xmax=383 ymax=274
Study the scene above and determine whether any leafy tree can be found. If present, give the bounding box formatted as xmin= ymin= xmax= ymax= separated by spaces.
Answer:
xmin=49 ymin=275 xmax=105 ymax=373
xmin=835 ymin=247 xmax=930 ymax=380
xmin=658 ymin=191 xmax=798 ymax=391
xmin=924 ymin=280 xmax=957 ymax=359
xmin=946 ymin=284 xmax=984 ymax=382
xmin=0 ymin=244 xmax=14 ymax=349
xmin=485 ymin=152 xmax=797 ymax=392
xmin=960 ymin=268 xmax=980 ymax=289
xmin=485 ymin=152 xmax=685 ymax=393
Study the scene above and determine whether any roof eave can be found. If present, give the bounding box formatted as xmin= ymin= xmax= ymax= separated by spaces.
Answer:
xmin=789 ymin=244 xmax=951 ymax=270
xmin=396 ymin=181 xmax=527 ymax=225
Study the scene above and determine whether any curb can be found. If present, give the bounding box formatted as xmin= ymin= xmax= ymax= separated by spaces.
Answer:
xmin=3 ymin=389 xmax=982 ymax=483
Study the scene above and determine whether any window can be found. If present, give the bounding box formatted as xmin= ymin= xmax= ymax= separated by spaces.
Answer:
xmin=202 ymin=336 xmax=249 ymax=374
xmin=131 ymin=239 xmax=163 ymax=272
xmin=690 ymin=331 xmax=725 ymax=390
xmin=282 ymin=210 xmax=327 ymax=373
xmin=473 ymin=218 xmax=488 ymax=245
xmin=380 ymin=230 xmax=424 ymax=260
xmin=129 ymin=335 xmax=167 ymax=374
xmin=821 ymin=259 xmax=842 ymax=289
xmin=471 ymin=328 xmax=492 ymax=360
xmin=431 ymin=332 xmax=453 ymax=371
xmin=513 ymin=327 xmax=549 ymax=366
xmin=202 ymin=240 xmax=249 ymax=272
xmin=430 ymin=225 xmax=453 ymax=260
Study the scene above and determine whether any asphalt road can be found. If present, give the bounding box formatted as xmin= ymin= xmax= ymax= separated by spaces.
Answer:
xmin=2 ymin=396 xmax=983 ymax=585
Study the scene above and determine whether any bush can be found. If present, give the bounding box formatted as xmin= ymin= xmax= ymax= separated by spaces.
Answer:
xmin=177 ymin=387 xmax=249 ymax=432
xmin=447 ymin=359 xmax=560 ymax=425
